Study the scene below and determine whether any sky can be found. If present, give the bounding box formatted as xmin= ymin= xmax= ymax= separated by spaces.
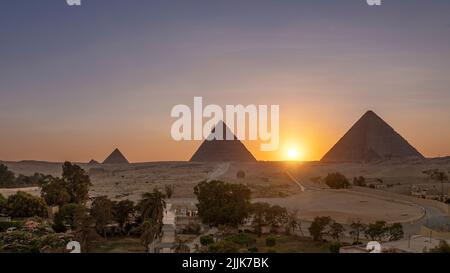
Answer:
xmin=0 ymin=0 xmax=450 ymax=162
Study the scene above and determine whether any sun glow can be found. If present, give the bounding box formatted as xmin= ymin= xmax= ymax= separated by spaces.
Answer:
xmin=286 ymin=145 xmax=304 ymax=161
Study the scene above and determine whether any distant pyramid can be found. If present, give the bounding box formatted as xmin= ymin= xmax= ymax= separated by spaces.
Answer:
xmin=103 ymin=148 xmax=130 ymax=164
xmin=321 ymin=111 xmax=424 ymax=163
xmin=190 ymin=121 xmax=257 ymax=162
xmin=88 ymin=159 xmax=99 ymax=165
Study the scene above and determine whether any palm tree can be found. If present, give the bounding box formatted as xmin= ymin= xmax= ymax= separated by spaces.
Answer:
xmin=350 ymin=219 xmax=366 ymax=245
xmin=140 ymin=220 xmax=160 ymax=252
xmin=138 ymin=188 xmax=166 ymax=223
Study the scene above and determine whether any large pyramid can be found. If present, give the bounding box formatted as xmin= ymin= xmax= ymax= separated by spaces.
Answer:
xmin=190 ymin=121 xmax=257 ymax=162
xmin=102 ymin=148 xmax=130 ymax=164
xmin=321 ymin=111 xmax=424 ymax=163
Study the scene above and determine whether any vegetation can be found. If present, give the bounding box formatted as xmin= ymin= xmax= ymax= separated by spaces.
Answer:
xmin=200 ymin=235 xmax=215 ymax=246
xmin=194 ymin=180 xmax=251 ymax=227
xmin=308 ymin=216 xmax=332 ymax=241
xmin=353 ymin=176 xmax=367 ymax=187
xmin=53 ymin=203 xmax=83 ymax=232
xmin=324 ymin=173 xmax=350 ymax=189
xmin=265 ymin=236 xmax=276 ymax=247
xmin=90 ymin=196 xmax=114 ymax=238
xmin=6 ymin=192 xmax=48 ymax=218
xmin=113 ymin=200 xmax=135 ymax=233
xmin=429 ymin=240 xmax=450 ymax=253
xmin=249 ymin=202 xmax=288 ymax=236
xmin=423 ymin=169 xmax=448 ymax=202
xmin=62 ymin=162 xmax=92 ymax=204
xmin=349 ymin=219 xmax=366 ymax=244
xmin=236 ymin=170 xmax=246 ymax=179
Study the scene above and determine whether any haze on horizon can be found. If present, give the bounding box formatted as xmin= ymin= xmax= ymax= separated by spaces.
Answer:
xmin=1 ymin=0 xmax=450 ymax=163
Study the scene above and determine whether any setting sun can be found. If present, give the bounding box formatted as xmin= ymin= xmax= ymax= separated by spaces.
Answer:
xmin=286 ymin=147 xmax=303 ymax=161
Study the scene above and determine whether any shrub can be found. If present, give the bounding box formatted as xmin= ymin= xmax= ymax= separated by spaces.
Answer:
xmin=324 ymin=173 xmax=350 ymax=189
xmin=329 ymin=242 xmax=342 ymax=253
xmin=200 ymin=235 xmax=214 ymax=246
xmin=228 ymin=233 xmax=256 ymax=247
xmin=265 ymin=236 xmax=276 ymax=247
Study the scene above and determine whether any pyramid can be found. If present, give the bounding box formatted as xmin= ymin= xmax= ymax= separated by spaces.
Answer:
xmin=321 ymin=111 xmax=424 ymax=163
xmin=190 ymin=121 xmax=257 ymax=162
xmin=88 ymin=159 xmax=99 ymax=165
xmin=102 ymin=148 xmax=130 ymax=164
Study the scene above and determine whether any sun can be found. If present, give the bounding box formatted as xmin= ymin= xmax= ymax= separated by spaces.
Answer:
xmin=287 ymin=147 xmax=303 ymax=161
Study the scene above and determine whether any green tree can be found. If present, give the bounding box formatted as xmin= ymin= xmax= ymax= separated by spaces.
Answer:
xmin=353 ymin=176 xmax=366 ymax=187
xmin=53 ymin=203 xmax=82 ymax=232
xmin=265 ymin=205 xmax=288 ymax=232
xmin=6 ymin=191 xmax=48 ymax=218
xmin=309 ymin=216 xmax=332 ymax=241
xmin=139 ymin=220 xmax=160 ymax=252
xmin=73 ymin=206 xmax=98 ymax=250
xmin=265 ymin=236 xmax=276 ymax=247
xmin=113 ymin=200 xmax=135 ymax=232
xmin=194 ymin=180 xmax=251 ymax=227
xmin=0 ymin=164 xmax=15 ymax=187
xmin=0 ymin=193 xmax=6 ymax=214
xmin=329 ymin=222 xmax=345 ymax=242
xmin=349 ymin=219 xmax=366 ymax=244
xmin=365 ymin=221 xmax=388 ymax=241
xmin=138 ymin=188 xmax=166 ymax=223
xmin=387 ymin=223 xmax=404 ymax=241
xmin=62 ymin=162 xmax=92 ymax=204
xmin=90 ymin=196 xmax=114 ymax=238
xmin=39 ymin=176 xmax=71 ymax=207
xmin=200 ymin=235 xmax=215 ymax=246
xmin=250 ymin=202 xmax=271 ymax=236
xmin=324 ymin=173 xmax=350 ymax=189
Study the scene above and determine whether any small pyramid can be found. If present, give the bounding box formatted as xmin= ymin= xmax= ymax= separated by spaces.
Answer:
xmin=88 ymin=159 xmax=99 ymax=165
xmin=321 ymin=111 xmax=424 ymax=163
xmin=103 ymin=148 xmax=130 ymax=164
xmin=190 ymin=121 xmax=257 ymax=162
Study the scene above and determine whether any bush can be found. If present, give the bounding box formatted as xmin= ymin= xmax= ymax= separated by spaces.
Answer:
xmin=265 ymin=236 xmax=276 ymax=247
xmin=324 ymin=173 xmax=350 ymax=189
xmin=329 ymin=242 xmax=342 ymax=253
xmin=228 ymin=233 xmax=256 ymax=247
xmin=248 ymin=247 xmax=258 ymax=253
xmin=204 ymin=240 xmax=240 ymax=253
xmin=200 ymin=235 xmax=214 ymax=246
xmin=6 ymin=192 xmax=48 ymax=218
xmin=0 ymin=221 xmax=23 ymax=232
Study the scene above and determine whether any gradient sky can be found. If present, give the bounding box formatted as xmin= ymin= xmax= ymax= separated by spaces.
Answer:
xmin=1 ymin=0 xmax=450 ymax=162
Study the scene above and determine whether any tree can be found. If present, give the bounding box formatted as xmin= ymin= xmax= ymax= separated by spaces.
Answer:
xmin=39 ymin=175 xmax=71 ymax=207
xmin=349 ymin=219 xmax=366 ymax=244
xmin=266 ymin=236 xmax=276 ymax=247
xmin=200 ymin=235 xmax=215 ymax=246
xmin=73 ymin=206 xmax=98 ymax=250
xmin=138 ymin=188 xmax=166 ymax=223
xmin=286 ymin=209 xmax=303 ymax=236
xmin=387 ymin=223 xmax=404 ymax=241
xmin=62 ymin=162 xmax=92 ymax=204
xmin=0 ymin=164 xmax=15 ymax=186
xmin=250 ymin=202 xmax=271 ymax=236
xmin=90 ymin=196 xmax=114 ymax=238
xmin=365 ymin=221 xmax=388 ymax=241
xmin=6 ymin=191 xmax=48 ymax=218
xmin=265 ymin=205 xmax=288 ymax=232
xmin=329 ymin=222 xmax=345 ymax=242
xmin=113 ymin=200 xmax=135 ymax=232
xmin=429 ymin=241 xmax=450 ymax=253
xmin=53 ymin=203 xmax=82 ymax=232
xmin=139 ymin=220 xmax=160 ymax=252
xmin=353 ymin=176 xmax=366 ymax=187
xmin=0 ymin=193 xmax=6 ymax=214
xmin=194 ymin=180 xmax=251 ymax=227
xmin=324 ymin=173 xmax=350 ymax=189
xmin=164 ymin=185 xmax=174 ymax=199
xmin=308 ymin=216 xmax=332 ymax=241
xmin=423 ymin=169 xmax=448 ymax=202
xmin=236 ymin=170 xmax=246 ymax=179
